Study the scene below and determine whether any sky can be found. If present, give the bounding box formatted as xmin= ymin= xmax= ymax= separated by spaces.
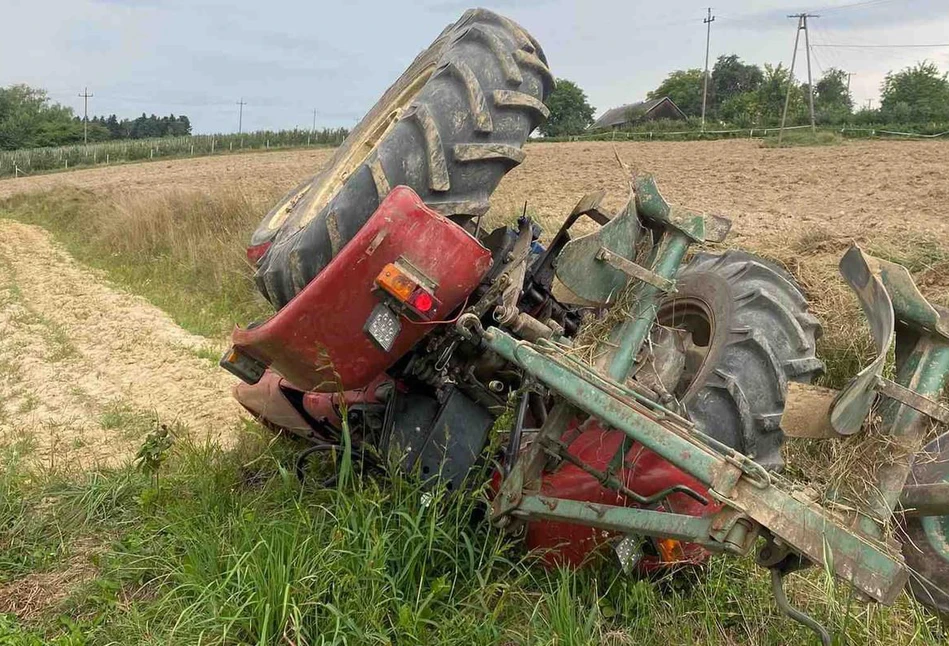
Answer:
xmin=3 ymin=0 xmax=949 ymax=134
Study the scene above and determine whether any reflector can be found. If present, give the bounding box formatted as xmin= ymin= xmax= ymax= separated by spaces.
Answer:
xmin=376 ymin=263 xmax=417 ymax=301
xmin=364 ymin=303 xmax=402 ymax=352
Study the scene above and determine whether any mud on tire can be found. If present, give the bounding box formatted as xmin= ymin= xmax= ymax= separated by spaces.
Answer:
xmin=252 ymin=9 xmax=553 ymax=309
xmin=660 ymin=251 xmax=824 ymax=471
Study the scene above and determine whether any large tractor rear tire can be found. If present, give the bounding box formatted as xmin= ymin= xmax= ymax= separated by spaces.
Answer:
xmin=252 ymin=9 xmax=553 ymax=308
xmin=656 ymin=251 xmax=824 ymax=470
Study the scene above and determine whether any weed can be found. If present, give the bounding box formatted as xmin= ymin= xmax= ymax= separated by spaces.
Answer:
xmin=761 ymin=130 xmax=845 ymax=148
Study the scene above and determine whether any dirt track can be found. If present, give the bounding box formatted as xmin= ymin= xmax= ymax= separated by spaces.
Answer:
xmin=3 ymin=139 xmax=948 ymax=247
xmin=0 ymin=220 xmax=244 ymax=468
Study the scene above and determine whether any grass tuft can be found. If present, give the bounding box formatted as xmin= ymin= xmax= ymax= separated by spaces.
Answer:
xmin=761 ymin=130 xmax=845 ymax=148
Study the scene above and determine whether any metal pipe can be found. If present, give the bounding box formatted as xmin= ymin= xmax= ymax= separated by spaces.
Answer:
xmin=606 ymin=232 xmax=691 ymax=383
xmin=770 ymin=569 xmax=832 ymax=646
xmin=899 ymin=482 xmax=949 ymax=517
xmin=481 ymin=326 xmax=908 ymax=603
xmin=513 ymin=495 xmax=719 ymax=547
xmin=504 ymin=390 xmax=530 ymax=476
xmin=861 ymin=338 xmax=949 ymax=535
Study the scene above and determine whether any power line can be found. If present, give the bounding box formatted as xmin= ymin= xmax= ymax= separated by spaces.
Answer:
xmin=809 ymin=23 xmax=848 ymax=70
xmin=815 ymin=0 xmax=898 ymax=14
xmin=812 ymin=43 xmax=949 ymax=48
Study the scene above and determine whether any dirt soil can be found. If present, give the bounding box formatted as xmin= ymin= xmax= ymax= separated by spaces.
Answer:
xmin=0 ymin=220 xmax=244 ymax=468
xmin=2 ymin=139 xmax=947 ymax=247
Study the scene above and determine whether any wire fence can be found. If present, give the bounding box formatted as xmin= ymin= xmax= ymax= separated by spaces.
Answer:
xmin=539 ymin=124 xmax=949 ymax=144
xmin=0 ymin=129 xmax=348 ymax=180
xmin=3 ymin=123 xmax=947 ymax=180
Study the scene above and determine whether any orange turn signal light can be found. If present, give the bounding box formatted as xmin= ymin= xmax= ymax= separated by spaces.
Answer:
xmin=376 ymin=263 xmax=417 ymax=301
xmin=375 ymin=263 xmax=440 ymax=319
xmin=656 ymin=538 xmax=685 ymax=563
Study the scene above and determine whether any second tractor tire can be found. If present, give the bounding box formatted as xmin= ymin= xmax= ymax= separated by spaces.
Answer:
xmin=659 ymin=251 xmax=825 ymax=470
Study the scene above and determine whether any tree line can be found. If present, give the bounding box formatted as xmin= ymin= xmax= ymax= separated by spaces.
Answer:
xmin=86 ymin=113 xmax=192 ymax=141
xmin=0 ymin=85 xmax=195 ymax=150
xmin=540 ymin=59 xmax=949 ymax=136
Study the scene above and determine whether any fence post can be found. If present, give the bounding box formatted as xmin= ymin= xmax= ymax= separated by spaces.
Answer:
xmin=191 ymin=143 xmax=194 ymax=156
xmin=211 ymin=138 xmax=215 ymax=154
xmin=65 ymin=158 xmax=68 ymax=170
xmin=106 ymin=153 xmax=109 ymax=164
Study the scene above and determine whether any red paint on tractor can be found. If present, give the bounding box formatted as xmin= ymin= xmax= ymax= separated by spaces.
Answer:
xmin=246 ymin=241 xmax=272 ymax=265
xmin=525 ymin=418 xmax=719 ymax=568
xmin=233 ymin=369 xmax=313 ymax=436
xmin=301 ymin=374 xmax=390 ymax=428
xmin=231 ymin=187 xmax=493 ymax=392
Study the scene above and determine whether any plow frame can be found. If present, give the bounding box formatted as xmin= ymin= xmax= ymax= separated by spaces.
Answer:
xmin=464 ymin=175 xmax=949 ymax=641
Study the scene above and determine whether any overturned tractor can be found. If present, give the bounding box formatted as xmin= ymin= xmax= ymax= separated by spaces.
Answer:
xmin=221 ymin=9 xmax=949 ymax=643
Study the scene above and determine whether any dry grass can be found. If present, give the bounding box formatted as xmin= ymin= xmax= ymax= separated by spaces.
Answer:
xmin=749 ymin=227 xmax=949 ymax=537
xmin=0 ymin=187 xmax=277 ymax=336
xmin=0 ymin=537 xmax=100 ymax=621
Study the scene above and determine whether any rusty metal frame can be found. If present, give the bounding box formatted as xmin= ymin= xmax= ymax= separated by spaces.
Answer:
xmin=471 ymin=322 xmax=909 ymax=603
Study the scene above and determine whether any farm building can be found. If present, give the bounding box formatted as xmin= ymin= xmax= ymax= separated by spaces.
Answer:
xmin=590 ymin=97 xmax=687 ymax=130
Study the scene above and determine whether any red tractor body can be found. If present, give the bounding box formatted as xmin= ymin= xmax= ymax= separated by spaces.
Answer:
xmin=230 ymin=187 xmax=492 ymax=392
xmin=229 ymin=187 xmax=718 ymax=569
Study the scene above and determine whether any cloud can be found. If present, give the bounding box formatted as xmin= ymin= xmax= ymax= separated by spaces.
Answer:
xmin=6 ymin=0 xmax=949 ymax=132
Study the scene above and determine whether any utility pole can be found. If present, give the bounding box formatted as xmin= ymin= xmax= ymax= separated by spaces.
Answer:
xmin=847 ymin=72 xmax=855 ymax=93
xmin=78 ymin=87 xmax=93 ymax=145
xmin=312 ymin=108 xmax=317 ymax=132
xmin=779 ymin=14 xmax=818 ymax=144
xmin=236 ymin=98 xmax=247 ymax=135
xmin=701 ymin=7 xmax=715 ymax=131
xmin=802 ymin=14 xmax=817 ymax=133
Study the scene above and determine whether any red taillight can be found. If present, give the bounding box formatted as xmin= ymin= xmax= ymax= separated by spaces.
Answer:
xmin=410 ymin=289 xmax=434 ymax=313
xmin=375 ymin=262 xmax=440 ymax=319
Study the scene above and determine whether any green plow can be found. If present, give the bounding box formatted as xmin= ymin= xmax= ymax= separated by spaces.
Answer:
xmin=458 ymin=175 xmax=949 ymax=644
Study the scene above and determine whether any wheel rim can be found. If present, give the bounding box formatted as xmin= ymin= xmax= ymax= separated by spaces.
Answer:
xmin=654 ymin=296 xmax=716 ymax=401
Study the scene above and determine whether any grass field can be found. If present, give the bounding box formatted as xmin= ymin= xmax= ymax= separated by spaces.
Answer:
xmin=1 ymin=139 xmax=948 ymax=644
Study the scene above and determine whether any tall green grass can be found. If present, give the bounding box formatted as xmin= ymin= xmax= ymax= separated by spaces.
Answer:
xmin=1 ymin=432 xmax=943 ymax=645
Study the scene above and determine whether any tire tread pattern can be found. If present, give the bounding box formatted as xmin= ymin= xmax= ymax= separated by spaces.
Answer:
xmin=680 ymin=251 xmax=824 ymax=470
xmin=253 ymin=9 xmax=552 ymax=308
